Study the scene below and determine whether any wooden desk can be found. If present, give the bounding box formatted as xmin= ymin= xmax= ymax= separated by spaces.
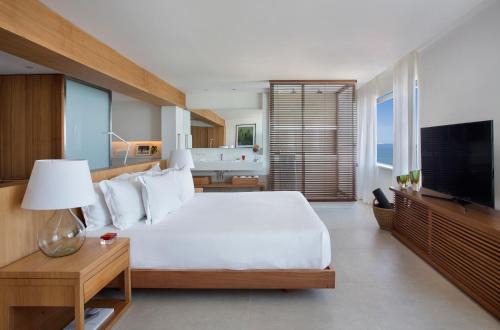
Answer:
xmin=0 ymin=238 xmax=131 ymax=330
xmin=195 ymin=182 xmax=265 ymax=191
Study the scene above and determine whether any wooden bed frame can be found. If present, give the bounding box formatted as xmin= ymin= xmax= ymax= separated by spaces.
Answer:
xmin=129 ymin=267 xmax=335 ymax=289
xmin=1 ymin=161 xmax=335 ymax=289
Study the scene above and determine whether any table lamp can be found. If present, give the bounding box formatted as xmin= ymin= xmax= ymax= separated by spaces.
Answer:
xmin=22 ymin=160 xmax=96 ymax=257
xmin=169 ymin=149 xmax=195 ymax=169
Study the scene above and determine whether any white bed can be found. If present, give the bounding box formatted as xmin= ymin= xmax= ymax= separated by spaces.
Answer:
xmin=87 ymin=191 xmax=331 ymax=270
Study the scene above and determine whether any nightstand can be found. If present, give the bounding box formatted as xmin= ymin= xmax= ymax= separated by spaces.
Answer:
xmin=0 ymin=238 xmax=131 ymax=330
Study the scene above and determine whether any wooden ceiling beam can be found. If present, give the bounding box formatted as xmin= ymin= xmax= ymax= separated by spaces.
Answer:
xmin=0 ymin=0 xmax=185 ymax=107
xmin=190 ymin=109 xmax=225 ymax=127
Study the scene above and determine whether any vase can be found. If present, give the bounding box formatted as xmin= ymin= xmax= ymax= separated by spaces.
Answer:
xmin=410 ymin=170 xmax=421 ymax=191
xmin=38 ymin=209 xmax=86 ymax=257
xmin=397 ymin=174 xmax=410 ymax=189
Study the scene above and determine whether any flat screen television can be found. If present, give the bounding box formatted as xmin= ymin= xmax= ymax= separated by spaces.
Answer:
xmin=421 ymin=120 xmax=494 ymax=208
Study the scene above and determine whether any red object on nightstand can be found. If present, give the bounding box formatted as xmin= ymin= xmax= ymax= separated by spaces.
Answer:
xmin=100 ymin=232 xmax=117 ymax=245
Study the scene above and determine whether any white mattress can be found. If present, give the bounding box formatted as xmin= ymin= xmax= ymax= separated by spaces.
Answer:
xmin=87 ymin=191 xmax=331 ymax=270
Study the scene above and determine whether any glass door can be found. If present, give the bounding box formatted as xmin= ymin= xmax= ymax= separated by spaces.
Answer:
xmin=64 ymin=79 xmax=111 ymax=170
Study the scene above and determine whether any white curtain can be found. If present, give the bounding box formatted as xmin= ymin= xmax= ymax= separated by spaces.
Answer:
xmin=357 ymin=81 xmax=378 ymax=203
xmin=393 ymin=51 xmax=419 ymax=183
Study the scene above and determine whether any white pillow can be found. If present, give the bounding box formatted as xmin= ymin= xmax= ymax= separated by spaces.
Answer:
xmin=126 ymin=162 xmax=162 ymax=178
xmin=99 ymin=176 xmax=146 ymax=230
xmin=82 ymin=183 xmax=112 ymax=231
xmin=173 ymin=167 xmax=195 ymax=203
xmin=139 ymin=171 xmax=182 ymax=224
xmin=150 ymin=162 xmax=161 ymax=173
xmin=87 ymin=163 xmax=160 ymax=230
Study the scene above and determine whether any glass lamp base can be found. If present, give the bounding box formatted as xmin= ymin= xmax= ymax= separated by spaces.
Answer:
xmin=38 ymin=209 xmax=86 ymax=257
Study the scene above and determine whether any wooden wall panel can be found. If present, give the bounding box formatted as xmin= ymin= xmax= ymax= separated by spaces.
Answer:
xmin=191 ymin=126 xmax=208 ymax=148
xmin=0 ymin=0 xmax=185 ymax=107
xmin=0 ymin=77 xmax=12 ymax=179
xmin=0 ymin=161 xmax=165 ymax=268
xmin=0 ymin=183 xmax=52 ymax=270
xmin=0 ymin=74 xmax=64 ymax=181
xmin=191 ymin=126 xmax=226 ymax=148
xmin=215 ymin=126 xmax=225 ymax=146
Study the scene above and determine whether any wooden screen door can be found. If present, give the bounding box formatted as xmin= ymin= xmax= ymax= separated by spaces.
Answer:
xmin=269 ymin=81 xmax=357 ymax=201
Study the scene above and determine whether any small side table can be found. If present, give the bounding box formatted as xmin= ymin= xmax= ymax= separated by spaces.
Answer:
xmin=0 ymin=238 xmax=131 ymax=330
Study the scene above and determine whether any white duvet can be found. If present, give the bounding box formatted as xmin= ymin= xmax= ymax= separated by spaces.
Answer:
xmin=87 ymin=191 xmax=331 ymax=270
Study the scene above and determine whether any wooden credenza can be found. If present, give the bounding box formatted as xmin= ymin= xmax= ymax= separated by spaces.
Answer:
xmin=391 ymin=188 xmax=500 ymax=319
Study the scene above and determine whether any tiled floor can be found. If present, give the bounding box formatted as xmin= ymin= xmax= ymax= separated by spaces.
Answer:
xmin=113 ymin=202 xmax=499 ymax=330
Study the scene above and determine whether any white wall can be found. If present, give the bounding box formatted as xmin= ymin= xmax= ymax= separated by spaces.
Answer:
xmin=186 ymin=91 xmax=269 ymax=179
xmin=187 ymin=91 xmax=262 ymax=110
xmin=112 ymin=92 xmax=161 ymax=141
xmin=419 ymin=1 xmax=500 ymax=208
xmin=215 ymin=109 xmax=264 ymax=147
xmin=161 ymin=106 xmax=190 ymax=159
xmin=187 ymin=91 xmax=267 ymax=150
xmin=191 ymin=119 xmax=213 ymax=127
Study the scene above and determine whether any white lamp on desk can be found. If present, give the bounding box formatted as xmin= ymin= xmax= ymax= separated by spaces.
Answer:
xmin=107 ymin=131 xmax=130 ymax=165
xmin=169 ymin=149 xmax=195 ymax=169
xmin=21 ymin=160 xmax=96 ymax=257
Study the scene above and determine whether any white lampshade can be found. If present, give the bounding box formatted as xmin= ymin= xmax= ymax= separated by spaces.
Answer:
xmin=169 ymin=149 xmax=195 ymax=169
xmin=22 ymin=160 xmax=96 ymax=210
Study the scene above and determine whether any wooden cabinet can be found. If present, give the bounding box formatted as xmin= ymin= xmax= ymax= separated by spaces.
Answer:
xmin=191 ymin=126 xmax=225 ymax=148
xmin=391 ymin=188 xmax=500 ymax=319
xmin=0 ymin=74 xmax=64 ymax=181
xmin=191 ymin=126 xmax=206 ymax=148
xmin=208 ymin=127 xmax=225 ymax=147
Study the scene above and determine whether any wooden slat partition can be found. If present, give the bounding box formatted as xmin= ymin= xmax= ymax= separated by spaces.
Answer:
xmin=269 ymin=81 xmax=357 ymax=201
xmin=392 ymin=187 xmax=500 ymax=319
xmin=0 ymin=0 xmax=185 ymax=107
xmin=0 ymin=161 xmax=165 ymax=268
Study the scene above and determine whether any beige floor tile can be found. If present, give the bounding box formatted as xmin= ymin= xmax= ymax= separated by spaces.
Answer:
xmin=111 ymin=202 xmax=499 ymax=330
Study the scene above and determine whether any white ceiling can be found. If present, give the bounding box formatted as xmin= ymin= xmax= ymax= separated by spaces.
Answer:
xmin=0 ymin=51 xmax=57 ymax=75
xmin=41 ymin=0 xmax=485 ymax=93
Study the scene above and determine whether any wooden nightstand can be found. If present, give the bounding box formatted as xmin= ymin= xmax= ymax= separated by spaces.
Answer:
xmin=0 ymin=238 xmax=131 ymax=330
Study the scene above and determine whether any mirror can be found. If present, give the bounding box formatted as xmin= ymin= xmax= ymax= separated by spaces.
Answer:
xmin=190 ymin=109 xmax=264 ymax=151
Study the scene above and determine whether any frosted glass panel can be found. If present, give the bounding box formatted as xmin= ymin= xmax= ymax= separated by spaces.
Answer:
xmin=65 ymin=79 xmax=110 ymax=170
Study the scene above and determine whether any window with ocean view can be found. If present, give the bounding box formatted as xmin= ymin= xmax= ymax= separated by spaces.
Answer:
xmin=377 ymin=92 xmax=393 ymax=166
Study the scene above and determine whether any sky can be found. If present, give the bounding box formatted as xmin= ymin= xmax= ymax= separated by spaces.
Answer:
xmin=377 ymin=98 xmax=393 ymax=145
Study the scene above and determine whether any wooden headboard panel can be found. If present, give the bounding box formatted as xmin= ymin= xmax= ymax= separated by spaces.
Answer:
xmin=0 ymin=160 xmax=167 ymax=268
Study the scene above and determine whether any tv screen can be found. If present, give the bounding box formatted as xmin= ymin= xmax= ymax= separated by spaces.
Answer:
xmin=421 ymin=120 xmax=494 ymax=208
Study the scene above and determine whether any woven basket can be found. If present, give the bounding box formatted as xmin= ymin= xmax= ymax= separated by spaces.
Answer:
xmin=372 ymin=199 xmax=395 ymax=230
xmin=232 ymin=176 xmax=259 ymax=185
xmin=193 ymin=176 xmax=210 ymax=186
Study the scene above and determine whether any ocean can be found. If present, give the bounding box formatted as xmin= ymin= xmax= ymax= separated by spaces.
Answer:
xmin=377 ymin=143 xmax=393 ymax=166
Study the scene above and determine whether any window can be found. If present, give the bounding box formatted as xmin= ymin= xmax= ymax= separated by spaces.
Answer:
xmin=377 ymin=92 xmax=394 ymax=167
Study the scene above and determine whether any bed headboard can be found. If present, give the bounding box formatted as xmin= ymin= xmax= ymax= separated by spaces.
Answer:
xmin=0 ymin=160 xmax=167 ymax=268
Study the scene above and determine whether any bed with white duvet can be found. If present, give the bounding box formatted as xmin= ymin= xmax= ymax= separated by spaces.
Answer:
xmin=87 ymin=191 xmax=331 ymax=270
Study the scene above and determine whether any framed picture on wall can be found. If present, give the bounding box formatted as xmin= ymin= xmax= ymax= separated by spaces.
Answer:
xmin=136 ymin=144 xmax=152 ymax=156
xmin=236 ymin=124 xmax=256 ymax=148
